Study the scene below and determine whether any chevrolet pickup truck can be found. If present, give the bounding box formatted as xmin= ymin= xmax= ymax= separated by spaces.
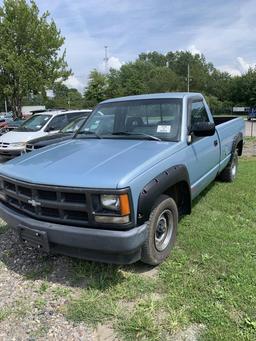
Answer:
xmin=0 ymin=93 xmax=244 ymax=265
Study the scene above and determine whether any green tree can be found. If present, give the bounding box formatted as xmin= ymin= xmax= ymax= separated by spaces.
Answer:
xmin=84 ymin=69 xmax=107 ymax=107
xmin=230 ymin=68 xmax=256 ymax=106
xmin=0 ymin=0 xmax=71 ymax=117
xmin=45 ymin=83 xmax=84 ymax=109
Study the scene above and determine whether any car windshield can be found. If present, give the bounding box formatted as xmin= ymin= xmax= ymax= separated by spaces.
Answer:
xmin=16 ymin=114 xmax=52 ymax=132
xmin=61 ymin=117 xmax=86 ymax=133
xmin=76 ymin=99 xmax=182 ymax=141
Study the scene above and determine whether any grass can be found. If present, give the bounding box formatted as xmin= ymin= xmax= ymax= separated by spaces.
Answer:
xmin=65 ymin=159 xmax=256 ymax=340
xmin=0 ymin=220 xmax=8 ymax=234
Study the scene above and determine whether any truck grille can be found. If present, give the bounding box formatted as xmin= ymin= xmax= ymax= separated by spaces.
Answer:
xmin=0 ymin=177 xmax=90 ymax=226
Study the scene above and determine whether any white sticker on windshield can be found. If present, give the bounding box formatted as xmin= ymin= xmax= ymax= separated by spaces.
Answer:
xmin=157 ymin=125 xmax=171 ymax=133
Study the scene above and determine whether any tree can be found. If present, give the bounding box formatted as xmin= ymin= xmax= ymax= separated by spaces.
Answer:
xmin=44 ymin=83 xmax=84 ymax=109
xmin=230 ymin=68 xmax=256 ymax=106
xmin=0 ymin=0 xmax=71 ymax=117
xmin=84 ymin=70 xmax=107 ymax=107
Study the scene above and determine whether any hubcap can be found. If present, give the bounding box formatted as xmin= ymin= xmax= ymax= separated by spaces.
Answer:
xmin=231 ymin=164 xmax=236 ymax=177
xmin=154 ymin=209 xmax=173 ymax=251
xmin=231 ymin=157 xmax=237 ymax=177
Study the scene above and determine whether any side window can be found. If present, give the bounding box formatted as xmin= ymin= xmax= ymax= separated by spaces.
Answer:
xmin=46 ymin=114 xmax=69 ymax=131
xmin=67 ymin=112 xmax=84 ymax=122
xmin=190 ymin=101 xmax=209 ymax=128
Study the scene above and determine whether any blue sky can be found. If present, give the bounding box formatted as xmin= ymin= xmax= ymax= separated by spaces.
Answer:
xmin=2 ymin=0 xmax=256 ymax=90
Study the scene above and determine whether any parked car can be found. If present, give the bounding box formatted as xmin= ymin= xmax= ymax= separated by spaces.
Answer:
xmin=0 ymin=93 xmax=244 ymax=265
xmin=0 ymin=112 xmax=13 ymax=120
xmin=248 ymin=108 xmax=256 ymax=120
xmin=0 ymin=109 xmax=91 ymax=158
xmin=25 ymin=114 xmax=91 ymax=152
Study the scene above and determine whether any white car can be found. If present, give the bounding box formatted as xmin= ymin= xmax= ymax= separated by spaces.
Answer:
xmin=0 ymin=110 xmax=92 ymax=158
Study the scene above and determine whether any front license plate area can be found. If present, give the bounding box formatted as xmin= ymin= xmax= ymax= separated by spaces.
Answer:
xmin=19 ymin=226 xmax=50 ymax=252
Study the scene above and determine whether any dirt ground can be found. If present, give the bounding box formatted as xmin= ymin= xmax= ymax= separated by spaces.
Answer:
xmin=242 ymin=138 xmax=256 ymax=157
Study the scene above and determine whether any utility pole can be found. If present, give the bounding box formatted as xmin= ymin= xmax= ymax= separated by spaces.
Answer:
xmin=104 ymin=46 xmax=109 ymax=74
xmin=4 ymin=99 xmax=8 ymax=113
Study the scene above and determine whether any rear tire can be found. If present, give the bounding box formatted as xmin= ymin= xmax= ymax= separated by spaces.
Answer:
xmin=141 ymin=195 xmax=178 ymax=265
xmin=218 ymin=150 xmax=238 ymax=182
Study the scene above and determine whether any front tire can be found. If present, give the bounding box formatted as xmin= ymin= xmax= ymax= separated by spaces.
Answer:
xmin=141 ymin=195 xmax=178 ymax=265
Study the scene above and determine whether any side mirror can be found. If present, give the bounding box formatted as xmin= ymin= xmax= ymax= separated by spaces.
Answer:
xmin=192 ymin=122 xmax=215 ymax=137
xmin=45 ymin=126 xmax=56 ymax=132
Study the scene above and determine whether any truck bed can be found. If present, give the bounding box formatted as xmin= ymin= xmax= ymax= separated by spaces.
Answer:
xmin=213 ymin=116 xmax=240 ymax=125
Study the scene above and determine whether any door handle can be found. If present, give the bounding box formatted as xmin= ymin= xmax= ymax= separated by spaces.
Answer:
xmin=214 ymin=140 xmax=218 ymax=146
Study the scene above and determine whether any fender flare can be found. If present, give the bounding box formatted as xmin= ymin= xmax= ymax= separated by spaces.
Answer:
xmin=231 ymin=132 xmax=243 ymax=157
xmin=137 ymin=164 xmax=191 ymax=224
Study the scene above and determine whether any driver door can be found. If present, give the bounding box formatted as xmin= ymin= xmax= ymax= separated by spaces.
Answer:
xmin=185 ymin=99 xmax=220 ymax=198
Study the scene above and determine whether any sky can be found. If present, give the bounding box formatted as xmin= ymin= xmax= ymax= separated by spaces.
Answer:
xmin=2 ymin=0 xmax=256 ymax=91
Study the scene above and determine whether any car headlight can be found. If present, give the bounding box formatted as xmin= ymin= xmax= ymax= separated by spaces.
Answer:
xmin=95 ymin=193 xmax=131 ymax=224
xmin=100 ymin=194 xmax=120 ymax=211
xmin=10 ymin=142 xmax=26 ymax=147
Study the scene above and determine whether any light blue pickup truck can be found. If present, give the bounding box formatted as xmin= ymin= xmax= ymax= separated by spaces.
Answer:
xmin=0 ymin=93 xmax=244 ymax=265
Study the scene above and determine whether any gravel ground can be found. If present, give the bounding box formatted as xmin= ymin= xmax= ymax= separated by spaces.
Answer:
xmin=0 ymin=226 xmax=95 ymax=341
xmin=242 ymin=138 xmax=256 ymax=157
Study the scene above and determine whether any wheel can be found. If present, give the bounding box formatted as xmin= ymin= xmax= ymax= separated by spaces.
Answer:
xmin=218 ymin=150 xmax=238 ymax=182
xmin=141 ymin=195 xmax=178 ymax=265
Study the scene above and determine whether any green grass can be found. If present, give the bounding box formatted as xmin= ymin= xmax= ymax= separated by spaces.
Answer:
xmin=0 ymin=220 xmax=8 ymax=234
xmin=65 ymin=159 xmax=256 ymax=340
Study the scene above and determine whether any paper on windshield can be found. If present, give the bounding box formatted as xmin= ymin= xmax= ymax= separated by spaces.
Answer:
xmin=157 ymin=125 xmax=171 ymax=133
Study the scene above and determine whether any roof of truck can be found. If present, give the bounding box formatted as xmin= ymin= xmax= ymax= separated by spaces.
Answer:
xmin=101 ymin=92 xmax=203 ymax=104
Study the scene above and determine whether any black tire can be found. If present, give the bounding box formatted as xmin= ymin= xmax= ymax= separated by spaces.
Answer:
xmin=218 ymin=150 xmax=238 ymax=182
xmin=141 ymin=195 xmax=178 ymax=265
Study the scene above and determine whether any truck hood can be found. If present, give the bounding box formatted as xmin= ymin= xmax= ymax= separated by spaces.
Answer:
xmin=0 ymin=139 xmax=181 ymax=188
xmin=0 ymin=131 xmax=45 ymax=143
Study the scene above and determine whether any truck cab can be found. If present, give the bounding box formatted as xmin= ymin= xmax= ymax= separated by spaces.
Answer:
xmin=0 ymin=93 xmax=244 ymax=265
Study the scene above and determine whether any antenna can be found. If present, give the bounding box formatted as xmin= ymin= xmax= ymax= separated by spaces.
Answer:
xmin=104 ymin=46 xmax=109 ymax=73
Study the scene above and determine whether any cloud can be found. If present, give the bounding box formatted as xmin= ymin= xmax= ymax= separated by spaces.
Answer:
xmin=33 ymin=0 xmax=256 ymax=88
xmin=63 ymin=75 xmax=85 ymax=92
xmin=188 ymin=44 xmax=201 ymax=55
xmin=237 ymin=57 xmax=255 ymax=73
xmin=218 ymin=65 xmax=241 ymax=77
xmin=108 ymin=56 xmax=124 ymax=70
xmin=99 ymin=56 xmax=124 ymax=73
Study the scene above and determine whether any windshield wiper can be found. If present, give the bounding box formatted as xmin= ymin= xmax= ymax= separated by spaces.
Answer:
xmin=76 ymin=131 xmax=102 ymax=139
xmin=112 ymin=131 xmax=162 ymax=141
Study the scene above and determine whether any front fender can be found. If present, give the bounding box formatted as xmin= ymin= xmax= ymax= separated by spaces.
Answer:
xmin=137 ymin=164 xmax=191 ymax=224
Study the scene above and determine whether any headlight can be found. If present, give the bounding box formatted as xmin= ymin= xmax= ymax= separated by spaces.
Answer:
xmin=10 ymin=142 xmax=26 ymax=147
xmin=96 ymin=193 xmax=131 ymax=224
xmin=100 ymin=194 xmax=120 ymax=211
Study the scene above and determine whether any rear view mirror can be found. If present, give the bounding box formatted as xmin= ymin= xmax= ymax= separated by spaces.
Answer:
xmin=192 ymin=122 xmax=215 ymax=137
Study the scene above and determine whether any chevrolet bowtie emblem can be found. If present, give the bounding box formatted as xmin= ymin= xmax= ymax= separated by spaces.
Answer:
xmin=28 ymin=199 xmax=41 ymax=207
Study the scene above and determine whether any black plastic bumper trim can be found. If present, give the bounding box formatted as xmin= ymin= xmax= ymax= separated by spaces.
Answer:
xmin=0 ymin=202 xmax=148 ymax=263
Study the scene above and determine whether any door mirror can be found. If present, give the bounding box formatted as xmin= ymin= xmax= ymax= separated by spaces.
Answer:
xmin=45 ymin=126 xmax=56 ymax=132
xmin=192 ymin=122 xmax=215 ymax=137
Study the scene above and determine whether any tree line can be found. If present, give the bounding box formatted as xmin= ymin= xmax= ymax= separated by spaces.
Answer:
xmin=84 ymin=51 xmax=256 ymax=114
xmin=0 ymin=0 xmax=256 ymax=116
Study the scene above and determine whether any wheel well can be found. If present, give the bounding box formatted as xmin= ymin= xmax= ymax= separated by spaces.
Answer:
xmin=236 ymin=140 xmax=243 ymax=156
xmin=163 ymin=181 xmax=191 ymax=216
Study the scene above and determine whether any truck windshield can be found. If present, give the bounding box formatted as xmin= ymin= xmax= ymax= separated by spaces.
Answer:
xmin=16 ymin=114 xmax=52 ymax=132
xmin=76 ymin=99 xmax=182 ymax=141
